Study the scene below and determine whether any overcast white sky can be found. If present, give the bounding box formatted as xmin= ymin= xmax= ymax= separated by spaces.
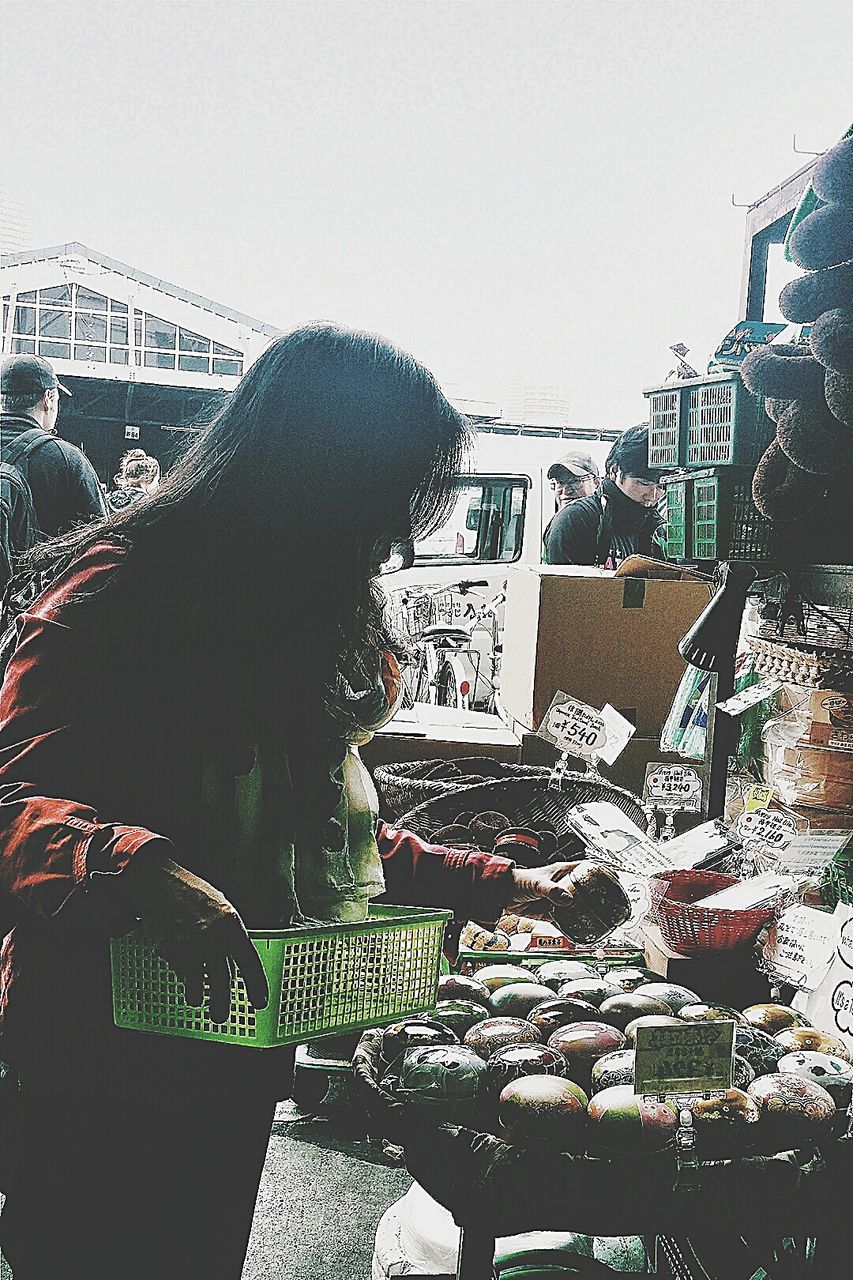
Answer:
xmin=1 ymin=0 xmax=850 ymax=427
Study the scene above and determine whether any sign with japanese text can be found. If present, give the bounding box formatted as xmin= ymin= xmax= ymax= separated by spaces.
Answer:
xmin=538 ymin=692 xmax=635 ymax=766
xmin=634 ymin=1021 xmax=735 ymax=1097
xmin=644 ymin=763 xmax=702 ymax=813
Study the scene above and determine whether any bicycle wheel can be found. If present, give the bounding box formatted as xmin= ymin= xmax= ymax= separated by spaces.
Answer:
xmin=436 ymin=656 xmax=471 ymax=710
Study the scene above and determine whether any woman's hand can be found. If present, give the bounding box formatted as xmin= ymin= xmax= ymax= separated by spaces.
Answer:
xmin=502 ymin=861 xmax=581 ymax=920
xmin=122 ymin=849 xmax=270 ymax=1023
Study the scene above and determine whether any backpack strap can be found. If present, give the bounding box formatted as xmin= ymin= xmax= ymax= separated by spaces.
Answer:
xmin=2 ymin=427 xmax=54 ymax=471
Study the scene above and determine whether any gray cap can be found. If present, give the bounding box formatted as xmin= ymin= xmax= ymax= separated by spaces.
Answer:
xmin=547 ymin=450 xmax=599 ymax=482
xmin=1 ymin=353 xmax=71 ymax=398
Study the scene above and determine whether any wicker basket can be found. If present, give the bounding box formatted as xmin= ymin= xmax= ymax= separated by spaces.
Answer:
xmin=398 ymin=773 xmax=647 ymax=856
xmin=649 ymin=869 xmax=779 ymax=956
xmin=372 ymin=758 xmax=551 ymax=821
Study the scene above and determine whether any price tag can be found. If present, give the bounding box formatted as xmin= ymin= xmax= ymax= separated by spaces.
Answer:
xmin=760 ymin=904 xmax=837 ymax=991
xmin=634 ymin=1021 xmax=735 ymax=1097
xmin=717 ymin=677 xmax=782 ymax=716
xmin=538 ymin=693 xmax=635 ymax=766
xmin=644 ymin=763 xmax=702 ymax=813
xmin=736 ymin=807 xmax=798 ymax=852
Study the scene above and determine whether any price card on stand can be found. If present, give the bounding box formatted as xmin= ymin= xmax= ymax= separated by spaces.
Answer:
xmin=736 ymin=807 xmax=798 ymax=853
xmin=634 ymin=1021 xmax=735 ymax=1097
xmin=644 ymin=763 xmax=703 ymax=813
xmin=538 ymin=692 xmax=636 ymax=767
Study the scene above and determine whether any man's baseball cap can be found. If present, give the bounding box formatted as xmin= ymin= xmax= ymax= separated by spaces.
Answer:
xmin=1 ymin=353 xmax=72 ymax=398
xmin=547 ymin=450 xmax=600 ymax=483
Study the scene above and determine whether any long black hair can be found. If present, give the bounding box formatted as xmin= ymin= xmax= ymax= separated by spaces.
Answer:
xmin=31 ymin=323 xmax=471 ymax=738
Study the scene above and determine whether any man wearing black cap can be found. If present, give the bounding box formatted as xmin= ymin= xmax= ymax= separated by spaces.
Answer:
xmin=543 ymin=424 xmax=666 ymax=568
xmin=1 ymin=354 xmax=106 ymax=540
xmin=543 ymin=450 xmax=600 ymax=556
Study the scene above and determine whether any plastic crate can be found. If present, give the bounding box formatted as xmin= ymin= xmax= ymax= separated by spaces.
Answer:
xmin=662 ymin=473 xmax=689 ymax=561
xmin=686 ymin=375 xmax=773 ymax=467
xmin=691 ymin=467 xmax=774 ymax=560
xmin=111 ymin=904 xmax=451 ymax=1048
xmin=647 ymin=388 xmax=682 ymax=469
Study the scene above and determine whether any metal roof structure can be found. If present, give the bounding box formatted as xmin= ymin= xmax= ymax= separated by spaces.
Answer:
xmin=0 ymin=241 xmax=283 ymax=338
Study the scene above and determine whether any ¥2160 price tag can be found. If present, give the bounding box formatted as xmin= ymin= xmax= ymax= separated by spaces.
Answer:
xmin=736 ymin=807 xmax=798 ymax=851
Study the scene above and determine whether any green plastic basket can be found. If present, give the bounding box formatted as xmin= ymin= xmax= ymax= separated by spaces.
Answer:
xmin=686 ymin=375 xmax=774 ymax=468
xmin=663 ymin=474 xmax=689 ymax=561
xmin=111 ymin=904 xmax=451 ymax=1048
xmin=648 ymin=388 xmax=682 ymax=469
xmin=691 ymin=467 xmax=774 ymax=561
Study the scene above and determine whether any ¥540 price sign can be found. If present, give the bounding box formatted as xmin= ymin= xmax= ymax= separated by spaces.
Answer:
xmin=538 ymin=692 xmax=636 ymax=766
xmin=546 ymin=699 xmax=607 ymax=757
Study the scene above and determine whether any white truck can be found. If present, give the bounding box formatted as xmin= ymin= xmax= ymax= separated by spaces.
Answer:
xmin=380 ymin=429 xmax=616 ymax=709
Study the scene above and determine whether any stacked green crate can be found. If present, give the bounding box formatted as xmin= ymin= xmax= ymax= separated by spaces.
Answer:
xmin=662 ymin=472 xmax=689 ymax=561
xmin=692 ymin=468 xmax=775 ymax=560
xmin=645 ymin=371 xmax=776 ymax=563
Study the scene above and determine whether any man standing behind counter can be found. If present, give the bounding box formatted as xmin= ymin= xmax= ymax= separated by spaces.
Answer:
xmin=543 ymin=424 xmax=666 ymax=569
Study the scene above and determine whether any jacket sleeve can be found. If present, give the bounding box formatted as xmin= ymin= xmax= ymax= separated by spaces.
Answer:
xmin=57 ymin=441 xmax=109 ymax=527
xmin=376 ymin=821 xmax=515 ymax=925
xmin=542 ymin=501 xmax=598 ymax=565
xmin=0 ymin=550 xmax=173 ymax=933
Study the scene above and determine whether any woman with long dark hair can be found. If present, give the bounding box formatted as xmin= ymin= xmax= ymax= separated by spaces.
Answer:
xmin=0 ymin=323 xmax=577 ymax=1278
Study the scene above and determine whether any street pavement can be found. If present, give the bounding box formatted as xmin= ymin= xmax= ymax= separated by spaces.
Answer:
xmin=244 ymin=1098 xmax=411 ymax=1279
xmin=0 ymin=1097 xmax=411 ymax=1280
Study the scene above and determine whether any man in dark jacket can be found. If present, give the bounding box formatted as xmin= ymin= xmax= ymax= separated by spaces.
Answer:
xmin=1 ymin=353 xmax=107 ymax=538
xmin=542 ymin=449 xmax=600 ymax=557
xmin=543 ymin=424 xmax=666 ymax=568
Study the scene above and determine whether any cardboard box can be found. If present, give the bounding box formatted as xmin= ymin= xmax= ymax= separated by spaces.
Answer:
xmin=360 ymin=704 xmax=521 ymax=769
xmin=499 ymin=567 xmax=710 ymax=736
xmin=759 ymin=743 xmax=853 ymax=812
xmin=641 ymin=924 xmax=771 ymax=1006
xmin=778 ymin=685 xmax=853 ymax=752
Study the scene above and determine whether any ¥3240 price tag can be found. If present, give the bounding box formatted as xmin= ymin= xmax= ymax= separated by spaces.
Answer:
xmin=644 ymin=763 xmax=702 ymax=812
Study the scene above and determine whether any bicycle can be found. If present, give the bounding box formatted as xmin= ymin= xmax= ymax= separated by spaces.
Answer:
xmin=394 ymin=579 xmax=505 ymax=712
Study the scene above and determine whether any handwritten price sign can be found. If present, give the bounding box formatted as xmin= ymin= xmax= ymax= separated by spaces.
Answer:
xmin=538 ymin=693 xmax=636 ymax=766
xmin=545 ymin=699 xmax=608 ymax=757
xmin=644 ymin=763 xmax=702 ymax=812
xmin=634 ymin=1021 xmax=735 ymax=1096
xmin=736 ymin=808 xmax=798 ymax=852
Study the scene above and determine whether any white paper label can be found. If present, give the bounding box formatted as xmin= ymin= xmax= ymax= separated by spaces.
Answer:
xmin=717 ymin=678 xmax=783 ymax=716
xmin=760 ymin=904 xmax=837 ymax=991
xmin=736 ymin=807 xmax=798 ymax=852
xmin=802 ymin=905 xmax=853 ymax=1056
xmin=777 ymin=830 xmax=852 ymax=878
xmin=695 ymin=871 xmax=795 ymax=910
xmin=659 ymin=819 xmax=738 ymax=869
xmin=644 ymin=763 xmax=703 ymax=812
xmin=566 ymin=802 xmax=673 ymax=876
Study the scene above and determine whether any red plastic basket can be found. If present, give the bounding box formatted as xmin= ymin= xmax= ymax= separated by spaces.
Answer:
xmin=649 ymin=869 xmax=779 ymax=956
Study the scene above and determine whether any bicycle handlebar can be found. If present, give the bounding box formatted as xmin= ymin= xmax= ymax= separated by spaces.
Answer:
xmin=455 ymin=579 xmax=490 ymax=592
